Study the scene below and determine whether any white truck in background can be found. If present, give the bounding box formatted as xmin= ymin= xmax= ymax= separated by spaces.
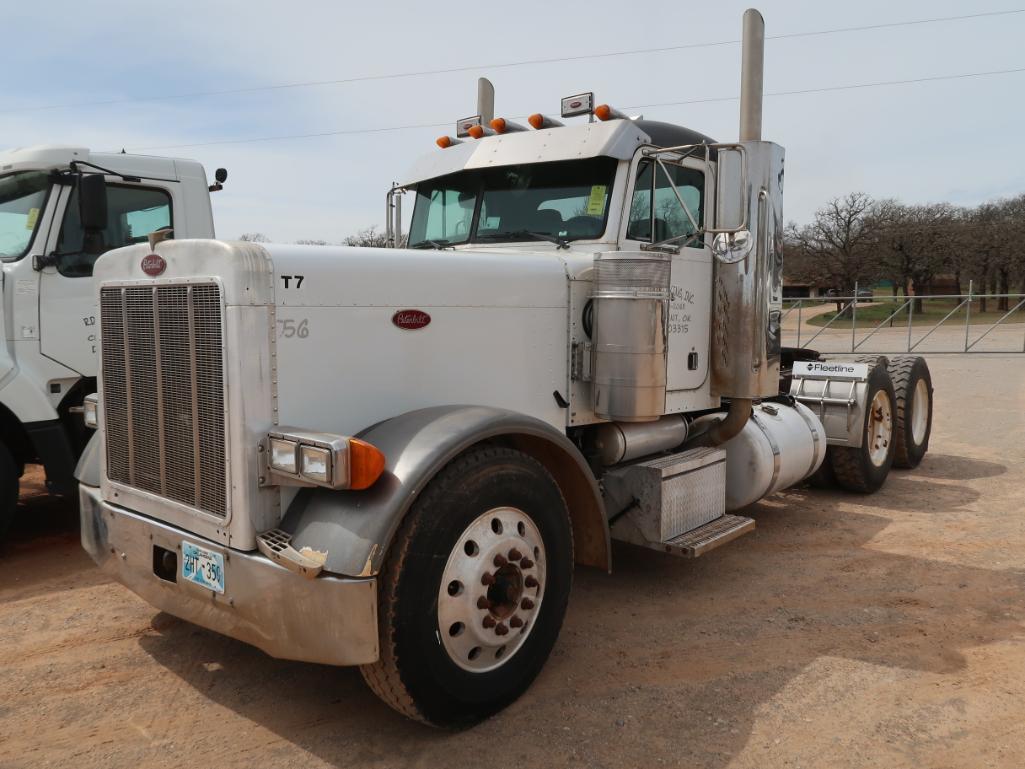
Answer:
xmin=77 ymin=10 xmax=934 ymax=726
xmin=0 ymin=146 xmax=225 ymax=538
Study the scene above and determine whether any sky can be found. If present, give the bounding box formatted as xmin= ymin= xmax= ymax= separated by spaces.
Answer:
xmin=3 ymin=0 xmax=1023 ymax=243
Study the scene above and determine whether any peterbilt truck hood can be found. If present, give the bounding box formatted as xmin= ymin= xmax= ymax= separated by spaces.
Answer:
xmin=93 ymin=239 xmax=579 ymax=439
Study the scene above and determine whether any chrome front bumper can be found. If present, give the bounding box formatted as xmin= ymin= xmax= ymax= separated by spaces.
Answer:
xmin=79 ymin=484 xmax=379 ymax=666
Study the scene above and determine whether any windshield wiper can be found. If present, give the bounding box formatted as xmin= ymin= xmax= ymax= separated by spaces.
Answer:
xmin=477 ymin=230 xmax=570 ymax=250
xmin=410 ymin=238 xmax=453 ymax=250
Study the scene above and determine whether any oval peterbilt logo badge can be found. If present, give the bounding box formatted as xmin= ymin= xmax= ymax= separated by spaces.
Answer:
xmin=141 ymin=254 xmax=166 ymax=277
xmin=570 ymin=100 xmax=582 ymax=108
xmin=392 ymin=309 xmax=431 ymax=330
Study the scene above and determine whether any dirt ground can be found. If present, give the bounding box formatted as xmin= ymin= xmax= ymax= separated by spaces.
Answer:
xmin=3 ymin=356 xmax=1025 ymax=769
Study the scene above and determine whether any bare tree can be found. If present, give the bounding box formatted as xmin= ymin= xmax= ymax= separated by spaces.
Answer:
xmin=875 ymin=202 xmax=962 ymax=313
xmin=238 ymin=232 xmax=270 ymax=243
xmin=788 ymin=192 xmax=885 ymax=313
xmin=295 ymin=239 xmax=329 ymax=246
xmin=343 ymin=226 xmax=389 ymax=248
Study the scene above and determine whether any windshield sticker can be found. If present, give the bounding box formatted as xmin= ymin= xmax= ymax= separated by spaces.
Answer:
xmin=585 ymin=186 xmax=607 ymax=215
xmin=25 ymin=208 xmax=39 ymax=230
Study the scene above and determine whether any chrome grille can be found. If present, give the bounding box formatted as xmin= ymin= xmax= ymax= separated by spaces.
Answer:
xmin=101 ymin=284 xmax=227 ymax=516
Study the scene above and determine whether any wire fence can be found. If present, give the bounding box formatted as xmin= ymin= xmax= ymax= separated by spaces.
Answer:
xmin=782 ymin=282 xmax=1025 ymax=354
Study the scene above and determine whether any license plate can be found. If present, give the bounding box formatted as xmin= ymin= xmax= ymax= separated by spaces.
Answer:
xmin=182 ymin=541 xmax=225 ymax=594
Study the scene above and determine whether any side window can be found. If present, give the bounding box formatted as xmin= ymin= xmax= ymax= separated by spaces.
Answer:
xmin=627 ymin=161 xmax=704 ymax=244
xmin=56 ymin=184 xmax=172 ymax=277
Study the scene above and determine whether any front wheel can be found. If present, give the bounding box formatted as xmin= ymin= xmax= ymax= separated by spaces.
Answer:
xmin=0 ymin=442 xmax=19 ymax=542
xmin=360 ymin=446 xmax=573 ymax=727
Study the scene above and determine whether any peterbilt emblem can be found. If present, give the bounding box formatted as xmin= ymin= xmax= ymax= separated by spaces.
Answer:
xmin=392 ymin=309 xmax=431 ymax=330
xmin=570 ymin=100 xmax=582 ymax=108
xmin=141 ymin=254 xmax=167 ymax=277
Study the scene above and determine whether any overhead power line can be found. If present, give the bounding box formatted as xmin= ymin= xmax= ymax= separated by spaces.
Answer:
xmin=130 ymin=65 xmax=1025 ymax=151
xmin=7 ymin=8 xmax=1024 ymax=115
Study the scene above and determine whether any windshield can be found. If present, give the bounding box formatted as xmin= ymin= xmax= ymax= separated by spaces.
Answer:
xmin=0 ymin=171 xmax=51 ymax=259
xmin=408 ymin=157 xmax=617 ymax=248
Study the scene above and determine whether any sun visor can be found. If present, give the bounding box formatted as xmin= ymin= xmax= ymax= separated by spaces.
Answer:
xmin=400 ymin=120 xmax=650 ymax=187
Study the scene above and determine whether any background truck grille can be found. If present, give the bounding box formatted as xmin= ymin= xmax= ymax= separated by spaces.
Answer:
xmin=101 ymin=284 xmax=227 ymax=517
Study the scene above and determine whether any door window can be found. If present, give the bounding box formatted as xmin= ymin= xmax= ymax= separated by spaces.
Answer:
xmin=626 ymin=161 xmax=703 ymax=245
xmin=56 ymin=184 xmax=172 ymax=277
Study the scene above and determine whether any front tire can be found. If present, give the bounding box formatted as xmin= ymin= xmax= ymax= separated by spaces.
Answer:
xmin=829 ymin=361 xmax=897 ymax=493
xmin=360 ymin=445 xmax=573 ymax=727
xmin=0 ymin=442 xmax=19 ymax=541
xmin=889 ymin=355 xmax=933 ymax=469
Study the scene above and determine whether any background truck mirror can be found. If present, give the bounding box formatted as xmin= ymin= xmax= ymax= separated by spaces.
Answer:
xmin=77 ymin=174 xmax=108 ymax=231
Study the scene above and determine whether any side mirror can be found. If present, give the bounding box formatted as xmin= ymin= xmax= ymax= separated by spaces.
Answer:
xmin=714 ymin=146 xmax=748 ymax=232
xmin=78 ymin=174 xmax=108 ymax=231
xmin=712 ymin=230 xmax=753 ymax=264
xmin=209 ymin=167 xmax=228 ymax=192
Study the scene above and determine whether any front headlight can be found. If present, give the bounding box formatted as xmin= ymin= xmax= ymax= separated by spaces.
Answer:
xmin=299 ymin=444 xmax=332 ymax=483
xmin=266 ymin=429 xmax=384 ymax=490
xmin=83 ymin=393 xmax=99 ymax=429
xmin=269 ymin=438 xmax=299 ymax=474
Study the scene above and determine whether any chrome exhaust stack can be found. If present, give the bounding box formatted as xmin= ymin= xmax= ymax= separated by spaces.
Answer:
xmin=698 ymin=8 xmax=780 ymax=447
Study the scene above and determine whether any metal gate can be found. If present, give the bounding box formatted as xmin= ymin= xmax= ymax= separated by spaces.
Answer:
xmin=783 ymin=282 xmax=1025 ymax=355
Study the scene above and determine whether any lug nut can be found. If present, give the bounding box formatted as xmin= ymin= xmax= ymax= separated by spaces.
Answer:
xmin=483 ymin=615 xmax=496 ymax=628
xmin=493 ymin=554 xmax=508 ymax=567
xmin=495 ymin=623 xmax=509 ymax=636
xmin=477 ymin=596 xmax=491 ymax=610
xmin=481 ymin=572 xmax=496 ymax=586
xmin=509 ymin=616 xmax=523 ymax=628
xmin=520 ymin=558 xmax=533 ymax=569
xmin=508 ymin=548 xmax=523 ymax=561
xmin=525 ymin=576 xmax=539 ymax=588
xmin=521 ymin=598 xmax=534 ymax=610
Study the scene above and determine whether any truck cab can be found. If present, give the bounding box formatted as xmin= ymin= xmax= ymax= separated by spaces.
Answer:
xmin=0 ymin=146 xmax=220 ymax=536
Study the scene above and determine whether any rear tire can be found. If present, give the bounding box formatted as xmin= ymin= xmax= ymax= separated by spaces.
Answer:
xmin=0 ymin=442 xmax=19 ymax=541
xmin=360 ymin=445 xmax=573 ymax=727
xmin=889 ymin=355 xmax=933 ymax=469
xmin=829 ymin=361 xmax=897 ymax=493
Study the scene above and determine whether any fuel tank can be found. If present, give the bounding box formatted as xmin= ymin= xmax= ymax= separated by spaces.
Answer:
xmin=692 ymin=401 xmax=825 ymax=510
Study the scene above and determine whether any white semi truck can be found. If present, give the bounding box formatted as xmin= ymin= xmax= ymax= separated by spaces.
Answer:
xmin=77 ymin=10 xmax=933 ymax=726
xmin=0 ymin=146 xmax=225 ymax=537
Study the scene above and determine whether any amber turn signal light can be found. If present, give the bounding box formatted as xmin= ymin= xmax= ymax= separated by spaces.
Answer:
xmin=348 ymin=438 xmax=386 ymax=490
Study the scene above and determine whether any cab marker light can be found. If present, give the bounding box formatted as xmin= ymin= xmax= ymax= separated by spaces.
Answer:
xmin=594 ymin=104 xmax=628 ymax=121
xmin=436 ymin=136 xmax=462 ymax=148
xmin=267 ymin=429 xmax=386 ymax=490
xmin=489 ymin=117 xmax=527 ymax=134
xmin=467 ymin=125 xmax=495 ymax=139
xmin=527 ymin=113 xmax=563 ymax=130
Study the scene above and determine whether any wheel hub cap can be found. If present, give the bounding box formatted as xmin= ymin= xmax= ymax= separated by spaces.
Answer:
xmin=438 ymin=507 xmax=546 ymax=672
xmin=911 ymin=378 xmax=929 ymax=445
xmin=868 ymin=389 xmax=893 ymax=467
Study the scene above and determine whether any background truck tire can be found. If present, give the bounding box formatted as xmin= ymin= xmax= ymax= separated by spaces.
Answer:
xmin=829 ymin=361 xmax=897 ymax=493
xmin=889 ymin=355 xmax=933 ymax=469
xmin=0 ymin=442 xmax=19 ymax=541
xmin=360 ymin=445 xmax=574 ymax=728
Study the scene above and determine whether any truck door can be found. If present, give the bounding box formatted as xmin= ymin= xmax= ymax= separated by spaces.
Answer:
xmin=620 ymin=154 xmax=712 ymax=392
xmin=38 ymin=182 xmax=173 ymax=376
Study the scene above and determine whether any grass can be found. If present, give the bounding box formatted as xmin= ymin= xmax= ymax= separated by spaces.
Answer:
xmin=797 ymin=297 xmax=1025 ymax=328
